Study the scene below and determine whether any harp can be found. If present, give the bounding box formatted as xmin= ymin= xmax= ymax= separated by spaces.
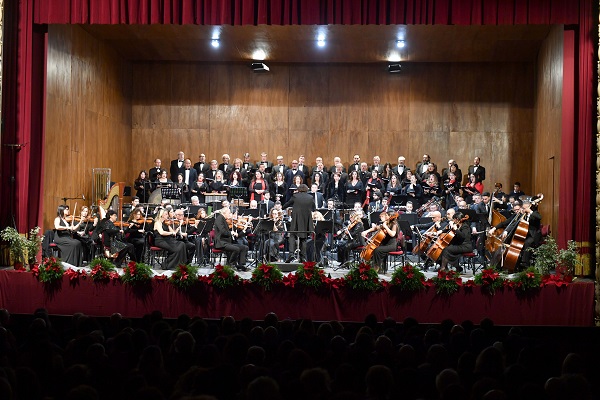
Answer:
xmin=98 ymin=182 xmax=125 ymax=220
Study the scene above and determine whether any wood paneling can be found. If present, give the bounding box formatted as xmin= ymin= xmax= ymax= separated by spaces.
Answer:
xmin=44 ymin=25 xmax=132 ymax=230
xmin=533 ymin=26 xmax=564 ymax=237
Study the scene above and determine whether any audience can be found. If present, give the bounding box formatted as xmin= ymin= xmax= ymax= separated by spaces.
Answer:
xmin=0 ymin=308 xmax=596 ymax=400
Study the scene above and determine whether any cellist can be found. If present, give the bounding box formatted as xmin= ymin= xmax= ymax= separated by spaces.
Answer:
xmin=360 ymin=210 xmax=398 ymax=273
xmin=438 ymin=212 xmax=473 ymax=273
xmin=488 ymin=197 xmax=542 ymax=269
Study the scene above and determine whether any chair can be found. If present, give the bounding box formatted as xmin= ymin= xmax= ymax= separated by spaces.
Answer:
xmin=147 ymin=233 xmax=167 ymax=270
xmin=49 ymin=242 xmax=61 ymax=258
xmin=209 ymin=230 xmax=227 ymax=265
xmin=460 ymin=252 xmax=480 ymax=273
xmin=386 ymin=235 xmax=406 ymax=273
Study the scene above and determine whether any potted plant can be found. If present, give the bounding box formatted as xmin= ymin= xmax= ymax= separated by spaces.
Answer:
xmin=531 ymin=235 xmax=558 ymax=275
xmin=0 ymin=226 xmax=26 ymax=269
xmin=556 ymin=240 xmax=580 ymax=279
xmin=24 ymin=227 xmax=43 ymax=267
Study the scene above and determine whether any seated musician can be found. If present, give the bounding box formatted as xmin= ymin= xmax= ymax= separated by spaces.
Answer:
xmin=336 ymin=207 xmax=365 ymax=265
xmin=367 ymin=191 xmax=385 ymax=213
xmin=213 ymin=206 xmax=249 ymax=271
xmin=153 ymin=208 xmax=188 ymax=270
xmin=411 ymin=210 xmax=446 ymax=270
xmin=173 ymin=208 xmax=197 ymax=264
xmin=74 ymin=205 xmax=96 ymax=263
xmin=125 ymin=207 xmax=149 ymax=263
xmin=264 ymin=208 xmax=286 ymax=262
xmin=190 ymin=208 xmax=211 ymax=265
xmin=488 ymin=198 xmax=542 ymax=269
xmin=360 ymin=210 xmax=398 ymax=274
xmin=438 ymin=211 xmax=472 ymax=273
xmin=97 ymin=210 xmax=136 ymax=266
xmin=54 ymin=205 xmax=84 ymax=267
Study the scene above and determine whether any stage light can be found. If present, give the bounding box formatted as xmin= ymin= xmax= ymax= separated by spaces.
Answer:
xmin=396 ymin=40 xmax=405 ymax=48
xmin=250 ymin=62 xmax=270 ymax=72
xmin=387 ymin=63 xmax=402 ymax=73
xmin=211 ymin=39 xmax=220 ymax=48
xmin=317 ymin=33 xmax=326 ymax=47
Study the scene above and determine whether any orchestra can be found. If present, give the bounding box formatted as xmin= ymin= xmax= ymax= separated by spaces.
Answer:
xmin=50 ymin=152 xmax=541 ymax=276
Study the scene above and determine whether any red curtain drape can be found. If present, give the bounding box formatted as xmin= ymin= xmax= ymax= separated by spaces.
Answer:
xmin=32 ymin=0 xmax=581 ymax=25
xmin=0 ymin=0 xmax=46 ymax=232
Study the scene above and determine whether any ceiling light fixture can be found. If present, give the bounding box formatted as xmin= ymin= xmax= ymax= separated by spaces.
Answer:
xmin=387 ymin=63 xmax=402 ymax=73
xmin=251 ymin=62 xmax=270 ymax=72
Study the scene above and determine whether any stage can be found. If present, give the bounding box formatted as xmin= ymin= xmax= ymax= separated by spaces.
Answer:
xmin=0 ymin=268 xmax=594 ymax=326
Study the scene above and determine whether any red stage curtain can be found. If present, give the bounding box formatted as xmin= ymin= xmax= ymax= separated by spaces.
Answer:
xmin=32 ymin=0 xmax=581 ymax=25
xmin=0 ymin=0 xmax=46 ymax=232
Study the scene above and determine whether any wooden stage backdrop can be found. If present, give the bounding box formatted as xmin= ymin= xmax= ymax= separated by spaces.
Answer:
xmin=43 ymin=25 xmax=562 ymax=233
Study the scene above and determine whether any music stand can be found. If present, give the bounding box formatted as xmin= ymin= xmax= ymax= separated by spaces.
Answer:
xmin=400 ymin=213 xmax=418 ymax=225
xmin=390 ymin=193 xmax=408 ymax=206
xmin=252 ymin=218 xmax=275 ymax=265
xmin=195 ymin=217 xmax=214 ymax=267
xmin=230 ymin=186 xmax=248 ymax=205
xmin=161 ymin=186 xmax=180 ymax=204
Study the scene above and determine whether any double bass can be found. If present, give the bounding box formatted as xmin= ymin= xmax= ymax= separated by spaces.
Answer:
xmin=426 ymin=215 xmax=469 ymax=262
xmin=502 ymin=195 xmax=544 ymax=272
xmin=360 ymin=212 xmax=399 ymax=261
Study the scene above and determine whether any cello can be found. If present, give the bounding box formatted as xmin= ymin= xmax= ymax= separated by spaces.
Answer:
xmin=426 ymin=215 xmax=469 ymax=262
xmin=502 ymin=195 xmax=543 ymax=272
xmin=412 ymin=224 xmax=439 ymax=256
xmin=360 ymin=212 xmax=399 ymax=261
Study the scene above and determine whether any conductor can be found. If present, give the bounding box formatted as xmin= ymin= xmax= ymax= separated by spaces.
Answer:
xmin=283 ymin=184 xmax=315 ymax=262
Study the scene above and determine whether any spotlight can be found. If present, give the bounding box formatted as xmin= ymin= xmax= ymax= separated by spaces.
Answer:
xmin=250 ymin=62 xmax=270 ymax=72
xmin=396 ymin=40 xmax=405 ymax=48
xmin=211 ymin=39 xmax=220 ymax=48
xmin=387 ymin=63 xmax=402 ymax=73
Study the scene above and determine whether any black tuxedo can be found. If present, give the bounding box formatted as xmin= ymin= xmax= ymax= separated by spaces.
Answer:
xmin=298 ymin=164 xmax=310 ymax=179
xmin=370 ymin=164 xmax=383 ymax=176
xmin=272 ymin=164 xmax=288 ymax=176
xmin=170 ymin=159 xmax=185 ymax=181
xmin=468 ymin=164 xmax=486 ymax=182
xmin=415 ymin=162 xmax=430 ymax=181
xmin=284 ymin=169 xmax=305 ymax=186
xmin=148 ymin=167 xmax=163 ymax=181
xmin=181 ymin=168 xmax=198 ymax=191
xmin=311 ymin=191 xmax=325 ymax=209
xmin=349 ymin=162 xmax=361 ymax=172
xmin=218 ymin=163 xmax=233 ymax=176
xmin=205 ymin=169 xmax=219 ymax=182
xmin=392 ymin=165 xmax=410 ymax=181
xmin=193 ymin=161 xmax=210 ymax=177
xmin=255 ymin=161 xmax=273 ymax=173
xmin=242 ymin=162 xmax=254 ymax=174
xmin=283 ymin=191 xmax=316 ymax=261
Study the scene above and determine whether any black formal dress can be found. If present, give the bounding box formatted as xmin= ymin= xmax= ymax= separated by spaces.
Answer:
xmin=153 ymin=222 xmax=187 ymax=270
xmin=440 ymin=223 xmax=473 ymax=270
xmin=54 ymin=219 xmax=83 ymax=266
xmin=345 ymin=181 xmax=364 ymax=207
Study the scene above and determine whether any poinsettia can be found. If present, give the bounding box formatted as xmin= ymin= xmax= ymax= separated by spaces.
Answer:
xmin=431 ymin=269 xmax=462 ymax=296
xmin=121 ymin=261 xmax=153 ymax=285
xmin=35 ymin=257 xmax=64 ymax=284
xmin=390 ymin=264 xmax=425 ymax=292
xmin=251 ymin=263 xmax=283 ymax=291
xmin=474 ymin=268 xmax=505 ymax=295
xmin=208 ymin=264 xmax=241 ymax=289
xmin=343 ymin=262 xmax=382 ymax=292
xmin=169 ymin=264 xmax=199 ymax=290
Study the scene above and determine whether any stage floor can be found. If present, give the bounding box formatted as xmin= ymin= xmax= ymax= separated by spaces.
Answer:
xmin=0 ymin=257 xmax=594 ymax=326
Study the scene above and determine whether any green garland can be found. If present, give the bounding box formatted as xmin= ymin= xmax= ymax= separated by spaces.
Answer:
xmin=89 ymin=258 xmax=117 ymax=282
xmin=390 ymin=263 xmax=426 ymax=292
xmin=208 ymin=264 xmax=242 ymax=289
xmin=343 ymin=262 xmax=382 ymax=292
xmin=169 ymin=264 xmax=199 ymax=290
xmin=121 ymin=261 xmax=153 ymax=285
xmin=251 ymin=263 xmax=283 ymax=291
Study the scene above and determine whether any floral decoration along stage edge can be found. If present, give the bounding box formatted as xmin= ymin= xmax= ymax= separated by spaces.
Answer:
xmin=24 ymin=259 xmax=574 ymax=296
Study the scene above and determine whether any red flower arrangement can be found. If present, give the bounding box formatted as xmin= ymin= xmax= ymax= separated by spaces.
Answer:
xmin=207 ymin=264 xmax=241 ymax=289
xmin=89 ymin=258 xmax=118 ymax=282
xmin=431 ymin=269 xmax=462 ymax=296
xmin=251 ymin=263 xmax=283 ymax=290
xmin=169 ymin=264 xmax=199 ymax=290
xmin=474 ymin=268 xmax=505 ymax=295
xmin=390 ymin=263 xmax=426 ymax=292
xmin=343 ymin=262 xmax=382 ymax=292
xmin=33 ymin=257 xmax=64 ymax=283
xmin=121 ymin=261 xmax=153 ymax=285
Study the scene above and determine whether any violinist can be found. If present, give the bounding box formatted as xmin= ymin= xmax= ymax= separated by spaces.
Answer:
xmin=190 ymin=208 xmax=211 ymax=264
xmin=361 ymin=210 xmax=398 ymax=273
xmin=74 ymin=206 xmax=96 ymax=263
xmin=153 ymin=208 xmax=188 ymax=270
xmin=488 ymin=198 xmax=542 ymax=269
xmin=97 ymin=210 xmax=136 ymax=266
xmin=173 ymin=208 xmax=197 ymax=264
xmin=438 ymin=212 xmax=473 ymax=273
xmin=213 ymin=206 xmax=249 ymax=271
xmin=125 ymin=207 xmax=150 ymax=263
xmin=53 ymin=205 xmax=83 ymax=266
xmin=337 ymin=209 xmax=365 ymax=265
xmin=264 ymin=208 xmax=286 ymax=262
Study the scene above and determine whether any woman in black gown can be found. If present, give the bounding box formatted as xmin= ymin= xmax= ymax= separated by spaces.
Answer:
xmin=360 ymin=210 xmax=398 ymax=274
xmin=53 ymin=205 xmax=83 ymax=266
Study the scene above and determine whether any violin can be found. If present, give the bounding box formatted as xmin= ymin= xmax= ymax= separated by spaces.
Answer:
xmin=133 ymin=218 xmax=154 ymax=224
xmin=64 ymin=216 xmax=93 ymax=223
xmin=164 ymin=219 xmax=182 ymax=226
xmin=113 ymin=221 xmax=130 ymax=228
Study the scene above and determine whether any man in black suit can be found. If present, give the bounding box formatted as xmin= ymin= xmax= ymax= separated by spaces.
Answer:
xmin=283 ymin=184 xmax=315 ymax=262
xmin=468 ymin=156 xmax=486 ymax=183
xmin=242 ymin=153 xmax=254 ymax=175
xmin=297 ymin=155 xmax=310 ymax=179
xmin=310 ymin=183 xmax=325 ymax=208
xmin=193 ymin=153 xmax=210 ymax=177
xmin=205 ymin=160 xmax=219 ymax=182
xmin=273 ymin=155 xmax=288 ymax=177
xmin=213 ymin=206 xmax=249 ymax=271
xmin=349 ymin=154 xmax=361 ymax=172
xmin=392 ymin=156 xmax=410 ymax=181
xmin=218 ymin=154 xmax=233 ymax=176
xmin=255 ymin=152 xmax=273 ymax=173
xmin=415 ymin=154 xmax=431 ymax=182
xmin=284 ymin=160 xmax=305 ymax=186
xmin=170 ymin=151 xmax=186 ymax=181
xmin=258 ymin=192 xmax=275 ymax=217
xmin=149 ymin=158 xmax=163 ymax=181
xmin=181 ymin=159 xmax=198 ymax=202
xmin=370 ymin=155 xmax=383 ymax=177
xmin=509 ymin=182 xmax=526 ymax=199
xmin=328 ymin=156 xmax=346 ymax=177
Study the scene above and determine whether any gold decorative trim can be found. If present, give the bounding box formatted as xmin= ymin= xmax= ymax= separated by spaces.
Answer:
xmin=595 ymin=0 xmax=600 ymax=326
xmin=0 ymin=0 xmax=4 ymax=124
